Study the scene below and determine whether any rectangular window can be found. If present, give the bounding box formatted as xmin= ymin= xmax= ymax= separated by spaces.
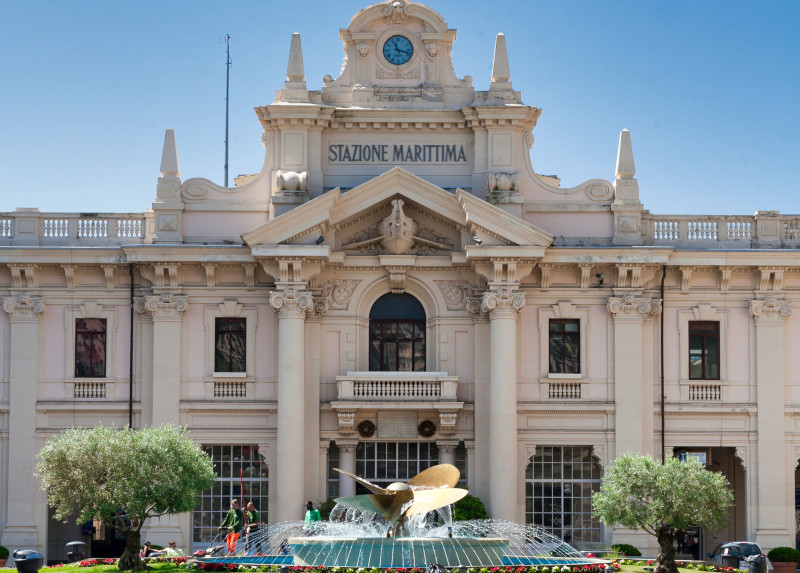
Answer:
xmin=215 ymin=317 xmax=246 ymax=373
xmin=689 ymin=321 xmax=720 ymax=380
xmin=193 ymin=445 xmax=267 ymax=548
xmin=549 ymin=319 xmax=580 ymax=374
xmin=75 ymin=318 xmax=107 ymax=378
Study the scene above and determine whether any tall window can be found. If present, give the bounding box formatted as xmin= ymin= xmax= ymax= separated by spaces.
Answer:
xmin=549 ymin=319 xmax=580 ymax=374
xmin=327 ymin=442 xmax=340 ymax=499
xmin=75 ymin=318 xmax=107 ymax=377
xmin=215 ymin=317 xmax=246 ymax=373
xmin=355 ymin=442 xmax=438 ymax=488
xmin=369 ymin=293 xmax=426 ymax=371
xmin=525 ymin=446 xmax=603 ymax=546
xmin=193 ymin=445 xmax=267 ymax=546
xmin=689 ymin=321 xmax=720 ymax=380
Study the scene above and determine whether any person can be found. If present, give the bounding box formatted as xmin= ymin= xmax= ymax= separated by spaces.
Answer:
xmin=139 ymin=541 xmax=159 ymax=558
xmin=304 ymin=500 xmax=321 ymax=535
xmin=163 ymin=540 xmax=184 ymax=557
xmin=245 ymin=501 xmax=262 ymax=555
xmin=218 ymin=498 xmax=244 ymax=555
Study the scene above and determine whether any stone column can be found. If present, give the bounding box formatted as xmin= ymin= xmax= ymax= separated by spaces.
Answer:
xmin=750 ymin=296 xmax=793 ymax=548
xmin=436 ymin=440 xmax=459 ymax=466
xmin=304 ymin=298 xmax=327 ymax=503
xmin=144 ymin=292 xmax=187 ymax=426
xmin=1 ymin=294 xmax=44 ymax=552
xmin=270 ymin=286 xmax=312 ymax=522
xmin=607 ymin=293 xmax=661 ymax=457
xmin=319 ymin=441 xmax=330 ymax=502
xmin=336 ymin=440 xmax=359 ymax=499
xmin=464 ymin=441 xmax=476 ymax=491
xmin=482 ymin=286 xmax=525 ymax=522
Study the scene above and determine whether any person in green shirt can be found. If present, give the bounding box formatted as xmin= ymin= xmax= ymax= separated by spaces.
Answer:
xmin=304 ymin=500 xmax=321 ymax=536
xmin=218 ymin=498 xmax=244 ymax=554
xmin=245 ymin=501 xmax=262 ymax=554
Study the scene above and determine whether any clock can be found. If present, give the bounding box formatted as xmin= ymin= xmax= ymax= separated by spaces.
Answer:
xmin=382 ymin=35 xmax=414 ymax=65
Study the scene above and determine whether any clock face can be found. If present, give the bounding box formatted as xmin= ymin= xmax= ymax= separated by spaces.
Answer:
xmin=383 ymin=35 xmax=414 ymax=65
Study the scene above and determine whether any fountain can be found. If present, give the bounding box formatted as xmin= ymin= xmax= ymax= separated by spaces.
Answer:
xmin=199 ymin=464 xmax=603 ymax=569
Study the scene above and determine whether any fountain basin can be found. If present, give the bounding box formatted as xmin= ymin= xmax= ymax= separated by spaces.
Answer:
xmin=289 ymin=536 xmax=509 ymax=568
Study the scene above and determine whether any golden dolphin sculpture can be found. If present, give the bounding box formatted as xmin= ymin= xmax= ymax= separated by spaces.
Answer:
xmin=334 ymin=463 xmax=468 ymax=532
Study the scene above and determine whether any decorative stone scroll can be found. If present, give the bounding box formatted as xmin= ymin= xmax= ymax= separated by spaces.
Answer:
xmin=438 ymin=410 xmax=459 ymax=434
xmin=275 ymin=170 xmax=309 ymax=192
xmin=144 ymin=292 xmax=188 ymax=319
xmin=750 ymin=296 xmax=792 ymax=325
xmin=607 ymin=293 xmax=661 ymax=323
xmin=434 ymin=280 xmax=473 ymax=311
xmin=2 ymin=293 xmax=44 ymax=322
xmin=323 ymin=279 xmax=361 ymax=310
xmin=481 ymin=287 xmax=525 ymax=318
xmin=270 ymin=287 xmax=313 ymax=318
xmin=382 ymin=0 xmax=412 ymax=24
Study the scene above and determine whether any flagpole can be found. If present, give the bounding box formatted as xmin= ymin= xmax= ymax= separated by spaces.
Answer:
xmin=224 ymin=34 xmax=231 ymax=187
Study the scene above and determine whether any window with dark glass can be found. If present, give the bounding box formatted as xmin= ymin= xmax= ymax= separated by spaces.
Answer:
xmin=549 ymin=319 xmax=580 ymax=374
xmin=689 ymin=321 xmax=720 ymax=380
xmin=369 ymin=293 xmax=426 ymax=371
xmin=75 ymin=318 xmax=107 ymax=377
xmin=215 ymin=317 xmax=246 ymax=373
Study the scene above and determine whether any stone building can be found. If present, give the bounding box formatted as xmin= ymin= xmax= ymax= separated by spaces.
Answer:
xmin=2 ymin=0 xmax=800 ymax=562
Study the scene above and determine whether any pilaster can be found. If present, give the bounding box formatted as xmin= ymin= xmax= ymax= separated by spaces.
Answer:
xmin=1 ymin=294 xmax=45 ymax=552
xmin=467 ymin=297 xmax=491 ymax=505
xmin=336 ymin=439 xmax=359 ymax=499
xmin=607 ymin=293 xmax=661 ymax=456
xmin=304 ymin=296 xmax=328 ymax=504
xmin=750 ymin=296 xmax=793 ymax=549
xmin=143 ymin=292 xmax=187 ymax=426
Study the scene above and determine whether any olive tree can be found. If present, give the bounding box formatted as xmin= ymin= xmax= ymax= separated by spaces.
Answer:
xmin=592 ymin=453 xmax=733 ymax=573
xmin=37 ymin=425 xmax=215 ymax=571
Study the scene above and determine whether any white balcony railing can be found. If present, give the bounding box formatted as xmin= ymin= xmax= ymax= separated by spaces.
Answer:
xmin=0 ymin=210 xmax=148 ymax=246
xmin=643 ymin=212 xmax=800 ymax=247
xmin=336 ymin=372 xmax=458 ymax=402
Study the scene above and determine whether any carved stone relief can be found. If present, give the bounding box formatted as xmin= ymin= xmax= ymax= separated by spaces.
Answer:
xmin=750 ymin=296 xmax=792 ymax=324
xmin=275 ymin=170 xmax=309 ymax=192
xmin=434 ymin=280 xmax=473 ymax=311
xmin=376 ymin=66 xmax=420 ymax=80
xmin=322 ymin=279 xmax=362 ymax=310
xmin=382 ymin=0 xmax=412 ymax=24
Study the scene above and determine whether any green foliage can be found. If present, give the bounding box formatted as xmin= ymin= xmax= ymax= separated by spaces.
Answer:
xmin=318 ymin=498 xmax=338 ymax=521
xmin=592 ymin=453 xmax=733 ymax=535
xmin=0 ymin=545 xmax=9 ymax=559
xmin=36 ymin=424 xmax=215 ymax=570
xmin=453 ymin=493 xmax=489 ymax=521
xmin=610 ymin=543 xmax=642 ymax=557
xmin=767 ymin=547 xmax=800 ymax=563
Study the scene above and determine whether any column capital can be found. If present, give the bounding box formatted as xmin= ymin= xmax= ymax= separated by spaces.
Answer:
xmin=481 ymin=286 xmax=525 ymax=319
xmin=466 ymin=296 xmax=489 ymax=322
xmin=335 ymin=438 xmax=359 ymax=453
xmin=607 ymin=293 xmax=661 ymax=323
xmin=270 ymin=286 xmax=313 ymax=318
xmin=306 ymin=296 xmax=329 ymax=322
xmin=144 ymin=291 xmax=188 ymax=320
xmin=435 ymin=439 xmax=460 ymax=453
xmin=750 ymin=295 xmax=792 ymax=325
xmin=2 ymin=293 xmax=44 ymax=322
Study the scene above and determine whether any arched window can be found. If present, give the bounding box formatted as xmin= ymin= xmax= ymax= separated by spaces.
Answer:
xmin=369 ymin=293 xmax=426 ymax=371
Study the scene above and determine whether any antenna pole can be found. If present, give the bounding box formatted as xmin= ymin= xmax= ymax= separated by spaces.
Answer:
xmin=224 ymin=34 xmax=231 ymax=187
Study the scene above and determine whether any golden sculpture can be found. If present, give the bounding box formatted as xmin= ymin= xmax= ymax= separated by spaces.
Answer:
xmin=334 ymin=463 xmax=468 ymax=535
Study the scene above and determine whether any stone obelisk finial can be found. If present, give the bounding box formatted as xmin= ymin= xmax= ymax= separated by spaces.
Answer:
xmin=278 ymin=33 xmax=309 ymax=103
xmin=159 ymin=128 xmax=180 ymax=178
xmin=491 ymin=33 xmax=511 ymax=86
xmin=615 ymin=129 xmax=636 ymax=180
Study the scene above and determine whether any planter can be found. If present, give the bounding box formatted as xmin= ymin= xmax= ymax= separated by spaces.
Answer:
xmin=771 ymin=562 xmax=798 ymax=573
xmin=0 ymin=559 xmax=6 ymax=568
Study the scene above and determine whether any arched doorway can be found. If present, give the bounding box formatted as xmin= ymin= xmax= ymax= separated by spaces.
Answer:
xmin=369 ymin=293 xmax=426 ymax=371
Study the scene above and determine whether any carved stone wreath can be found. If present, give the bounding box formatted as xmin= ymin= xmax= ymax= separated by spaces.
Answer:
xmin=357 ymin=420 xmax=377 ymax=438
xmin=418 ymin=420 xmax=436 ymax=438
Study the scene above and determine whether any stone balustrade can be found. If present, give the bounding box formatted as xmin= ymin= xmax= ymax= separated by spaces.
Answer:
xmin=336 ymin=371 xmax=458 ymax=402
xmin=0 ymin=210 xmax=149 ymax=246
xmin=643 ymin=212 xmax=800 ymax=247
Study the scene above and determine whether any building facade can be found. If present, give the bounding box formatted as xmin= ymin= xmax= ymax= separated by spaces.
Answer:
xmin=2 ymin=0 xmax=800 ymax=562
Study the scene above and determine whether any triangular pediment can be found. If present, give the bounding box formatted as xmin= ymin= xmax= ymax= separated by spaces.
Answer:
xmin=242 ymin=167 xmax=553 ymax=256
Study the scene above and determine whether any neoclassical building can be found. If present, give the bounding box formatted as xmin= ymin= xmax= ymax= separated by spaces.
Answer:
xmin=2 ymin=0 xmax=800 ymax=562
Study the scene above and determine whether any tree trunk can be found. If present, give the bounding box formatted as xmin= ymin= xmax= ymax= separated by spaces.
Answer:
xmin=118 ymin=529 xmax=145 ymax=571
xmin=655 ymin=525 xmax=679 ymax=573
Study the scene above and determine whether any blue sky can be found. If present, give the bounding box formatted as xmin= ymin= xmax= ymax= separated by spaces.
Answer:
xmin=2 ymin=0 xmax=798 ymax=215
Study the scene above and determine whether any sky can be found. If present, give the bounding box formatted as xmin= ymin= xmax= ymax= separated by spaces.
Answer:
xmin=1 ymin=0 xmax=799 ymax=216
